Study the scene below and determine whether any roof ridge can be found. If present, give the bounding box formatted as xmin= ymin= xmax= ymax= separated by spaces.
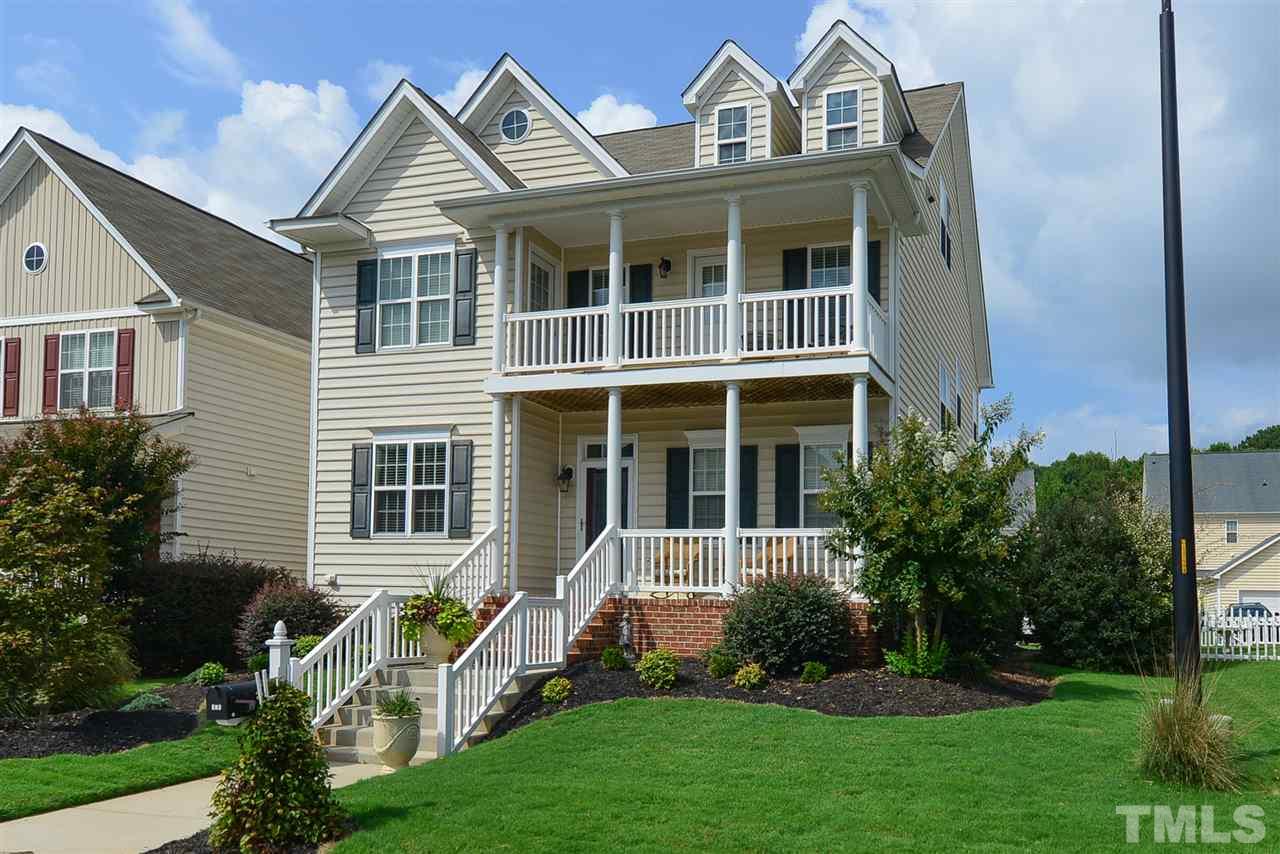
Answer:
xmin=596 ymin=121 xmax=695 ymax=139
xmin=902 ymin=81 xmax=963 ymax=94
xmin=27 ymin=129 xmax=310 ymax=265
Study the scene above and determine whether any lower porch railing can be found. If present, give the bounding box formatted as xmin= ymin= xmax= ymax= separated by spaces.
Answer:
xmin=621 ymin=528 xmax=857 ymax=591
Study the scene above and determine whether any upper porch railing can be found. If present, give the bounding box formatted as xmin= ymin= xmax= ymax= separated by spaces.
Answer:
xmin=502 ymin=287 xmax=888 ymax=374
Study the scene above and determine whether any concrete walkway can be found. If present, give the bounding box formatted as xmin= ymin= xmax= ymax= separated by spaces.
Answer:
xmin=0 ymin=762 xmax=384 ymax=854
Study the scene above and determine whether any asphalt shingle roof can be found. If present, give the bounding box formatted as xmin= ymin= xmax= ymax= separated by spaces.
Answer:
xmin=901 ymin=82 xmax=962 ymax=167
xmin=597 ymin=122 xmax=696 ymax=175
xmin=32 ymin=131 xmax=314 ymax=340
xmin=1144 ymin=451 xmax=1280 ymax=514
xmin=408 ymin=83 xmax=525 ymax=190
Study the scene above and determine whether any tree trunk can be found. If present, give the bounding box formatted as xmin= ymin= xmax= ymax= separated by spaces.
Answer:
xmin=912 ymin=609 xmax=927 ymax=650
xmin=931 ymin=607 xmax=945 ymax=652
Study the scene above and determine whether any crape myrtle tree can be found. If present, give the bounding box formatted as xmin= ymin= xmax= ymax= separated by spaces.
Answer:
xmin=822 ymin=397 xmax=1040 ymax=670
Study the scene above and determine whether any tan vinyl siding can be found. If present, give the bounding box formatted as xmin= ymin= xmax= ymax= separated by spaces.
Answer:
xmin=882 ymin=92 xmax=904 ymax=144
xmin=1215 ymin=545 xmax=1280 ymax=610
xmin=1197 ymin=514 xmax=1280 ymax=571
xmin=895 ymin=101 xmax=980 ymax=437
xmin=546 ymin=398 xmax=891 ymax=576
xmin=696 ymin=68 xmax=768 ymax=166
xmin=515 ymin=398 xmax=559 ymax=593
xmin=1 ymin=160 xmax=159 ymax=317
xmin=178 ymin=318 xmax=310 ymax=576
xmin=0 ymin=316 xmax=180 ymax=425
xmin=770 ymin=103 xmax=802 ymax=158
xmin=478 ymin=89 xmax=605 ymax=187
xmin=803 ymin=52 xmax=881 ymax=152
xmin=342 ymin=118 xmax=489 ymax=243
xmin=1200 ymin=514 xmax=1280 ymax=609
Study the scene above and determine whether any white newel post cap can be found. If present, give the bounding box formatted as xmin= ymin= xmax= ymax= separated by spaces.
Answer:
xmin=266 ymin=620 xmax=293 ymax=682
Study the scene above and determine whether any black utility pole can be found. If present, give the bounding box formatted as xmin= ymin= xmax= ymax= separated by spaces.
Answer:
xmin=1159 ymin=0 xmax=1200 ymax=690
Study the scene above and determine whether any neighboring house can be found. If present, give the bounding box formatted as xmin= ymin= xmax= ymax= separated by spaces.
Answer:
xmin=1144 ymin=451 xmax=1280 ymax=614
xmin=272 ymin=21 xmax=992 ymax=625
xmin=0 ymin=129 xmax=313 ymax=575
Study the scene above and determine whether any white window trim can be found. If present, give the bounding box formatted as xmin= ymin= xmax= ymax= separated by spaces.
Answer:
xmin=527 ymin=246 xmax=560 ymax=311
xmin=587 ymin=264 xmax=629 ymax=305
xmin=58 ymin=328 xmax=116 ymax=412
xmin=23 ymin=241 xmax=47 ymax=274
xmin=375 ymin=240 xmax=456 ymax=351
xmin=823 ymin=86 xmax=860 ymax=152
xmin=689 ymin=446 xmax=727 ymax=529
xmin=686 ymin=249 xmax=728 ymax=299
xmin=794 ymin=425 xmax=851 ymax=528
xmin=499 ymin=107 xmax=532 ymax=144
xmin=370 ymin=432 xmax=452 ymax=539
xmin=806 ymin=241 xmax=853 ymax=290
xmin=1225 ymin=519 xmax=1239 ymax=545
xmin=715 ymin=101 xmax=750 ymax=165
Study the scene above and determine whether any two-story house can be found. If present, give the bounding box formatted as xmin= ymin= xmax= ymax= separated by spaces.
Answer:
xmin=1145 ymin=451 xmax=1280 ymax=615
xmin=272 ymin=21 xmax=991 ymax=639
xmin=0 ymin=129 xmax=313 ymax=574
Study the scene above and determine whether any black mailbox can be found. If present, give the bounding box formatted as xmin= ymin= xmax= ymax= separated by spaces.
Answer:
xmin=206 ymin=680 xmax=259 ymax=724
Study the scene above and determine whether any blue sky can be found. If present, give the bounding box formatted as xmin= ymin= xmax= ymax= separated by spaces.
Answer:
xmin=2 ymin=0 xmax=1276 ymax=462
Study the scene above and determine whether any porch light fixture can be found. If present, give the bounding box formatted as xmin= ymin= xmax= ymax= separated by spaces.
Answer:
xmin=555 ymin=466 xmax=574 ymax=494
xmin=658 ymin=257 xmax=672 ymax=278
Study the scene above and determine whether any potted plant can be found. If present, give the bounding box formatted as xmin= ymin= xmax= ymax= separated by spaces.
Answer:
xmin=372 ymin=690 xmax=421 ymax=770
xmin=401 ymin=577 xmax=479 ymax=660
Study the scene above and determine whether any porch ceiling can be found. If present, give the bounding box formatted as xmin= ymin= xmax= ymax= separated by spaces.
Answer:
xmin=523 ymin=373 xmax=889 ymax=413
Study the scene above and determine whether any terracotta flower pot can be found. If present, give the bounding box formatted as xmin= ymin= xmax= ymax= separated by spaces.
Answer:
xmin=371 ymin=713 xmax=420 ymax=769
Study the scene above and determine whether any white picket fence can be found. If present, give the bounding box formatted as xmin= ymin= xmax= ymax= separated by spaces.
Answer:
xmin=1200 ymin=613 xmax=1280 ymax=661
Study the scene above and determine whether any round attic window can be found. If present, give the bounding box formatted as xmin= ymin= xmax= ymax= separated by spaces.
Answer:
xmin=500 ymin=108 xmax=530 ymax=143
xmin=23 ymin=242 xmax=47 ymax=274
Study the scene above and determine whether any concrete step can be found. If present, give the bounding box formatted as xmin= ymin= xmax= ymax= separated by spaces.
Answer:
xmin=378 ymin=666 xmax=441 ymax=688
xmin=324 ymin=744 xmax=438 ymax=766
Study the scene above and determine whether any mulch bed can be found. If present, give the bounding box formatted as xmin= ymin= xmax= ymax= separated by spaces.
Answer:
xmin=484 ymin=658 xmax=1053 ymax=741
xmin=144 ymin=825 xmax=353 ymax=853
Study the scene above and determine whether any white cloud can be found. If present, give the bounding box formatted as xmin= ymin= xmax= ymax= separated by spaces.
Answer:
xmin=362 ymin=60 xmax=412 ymax=103
xmin=795 ymin=0 xmax=937 ymax=87
xmin=136 ymin=109 xmax=187 ymax=151
xmin=575 ymin=94 xmax=657 ymax=134
xmin=14 ymin=60 xmax=77 ymax=104
xmin=0 ymin=104 xmax=127 ymax=168
xmin=149 ymin=0 xmax=244 ymax=90
xmin=1034 ymin=404 xmax=1169 ymax=464
xmin=433 ymin=68 xmax=486 ymax=114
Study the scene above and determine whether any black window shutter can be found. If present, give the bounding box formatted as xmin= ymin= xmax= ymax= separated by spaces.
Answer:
xmin=628 ymin=263 xmax=654 ymax=357
xmin=350 ymin=444 xmax=372 ymax=538
xmin=774 ymin=443 xmax=800 ymax=527
xmin=447 ymin=440 xmax=474 ymax=539
xmin=867 ymin=240 xmax=882 ymax=304
xmin=665 ymin=447 xmax=690 ymax=528
xmin=355 ymin=260 xmax=378 ymax=354
xmin=566 ymin=270 xmax=590 ymax=308
xmin=740 ymin=445 xmax=758 ymax=528
xmin=453 ymin=248 xmax=477 ymax=346
xmin=782 ymin=248 xmax=807 ymax=290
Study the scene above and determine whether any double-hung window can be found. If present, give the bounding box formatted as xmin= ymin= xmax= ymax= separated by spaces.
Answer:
xmin=529 ymin=255 xmax=554 ymax=312
xmin=1225 ymin=520 xmax=1239 ymax=545
xmin=690 ymin=447 xmax=726 ymax=528
xmin=825 ymin=89 xmax=859 ymax=151
xmin=59 ymin=330 xmax=115 ymax=410
xmin=372 ymin=439 xmax=449 ymax=536
xmin=716 ymin=105 xmax=748 ymax=165
xmin=801 ymin=443 xmax=842 ymax=528
xmin=377 ymin=249 xmax=453 ymax=348
xmin=809 ymin=245 xmax=851 ymax=289
xmin=589 ymin=267 xmax=629 ymax=306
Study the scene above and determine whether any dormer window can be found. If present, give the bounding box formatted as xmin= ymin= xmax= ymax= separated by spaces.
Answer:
xmin=717 ymin=105 xmax=748 ymax=164
xmin=824 ymin=89 xmax=859 ymax=150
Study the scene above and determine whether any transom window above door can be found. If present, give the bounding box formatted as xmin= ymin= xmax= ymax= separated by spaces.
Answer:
xmin=584 ymin=441 xmax=634 ymax=459
xmin=809 ymin=245 xmax=851 ymax=288
xmin=377 ymin=250 xmax=453 ymax=348
xmin=716 ymin=105 xmax=748 ymax=164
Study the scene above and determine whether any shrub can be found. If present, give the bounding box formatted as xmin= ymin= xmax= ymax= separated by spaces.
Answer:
xmin=1020 ymin=495 xmax=1172 ymax=671
xmin=800 ymin=661 xmax=829 ymax=684
xmin=235 ymin=581 xmax=344 ymax=665
xmin=121 ymin=692 xmax=171 ymax=711
xmin=1138 ymin=675 xmax=1241 ymax=791
xmin=732 ymin=662 xmax=767 ymax=690
xmin=375 ymin=690 xmax=420 ymax=718
xmin=703 ymin=644 xmax=738 ymax=679
xmin=247 ymin=652 xmax=268 ymax=673
xmin=541 ymin=676 xmax=573 ymax=704
xmin=194 ymin=662 xmax=227 ymax=686
xmin=885 ymin=636 xmax=949 ymax=678
xmin=293 ymin=634 xmax=323 ymax=659
xmin=121 ymin=553 xmax=291 ymax=674
xmin=600 ymin=645 xmax=629 ymax=671
xmin=721 ymin=576 xmax=851 ymax=675
xmin=0 ymin=460 xmax=137 ymax=715
xmin=637 ymin=649 xmax=679 ymax=690
xmin=209 ymin=683 xmax=348 ymax=851
xmin=944 ymin=651 xmax=991 ymax=682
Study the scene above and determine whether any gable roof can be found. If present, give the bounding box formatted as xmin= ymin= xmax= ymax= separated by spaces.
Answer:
xmin=1144 ymin=451 xmax=1280 ymax=514
xmin=1207 ymin=532 xmax=1280 ymax=579
xmin=8 ymin=130 xmax=313 ymax=340
xmin=299 ymin=80 xmax=522 ymax=219
xmin=456 ymin=54 xmax=628 ymax=179
xmin=682 ymin=39 xmax=798 ymax=110
xmin=788 ymin=20 xmax=914 ymax=139
xmin=901 ymin=83 xmax=963 ymax=167
xmin=597 ymin=122 xmax=696 ymax=174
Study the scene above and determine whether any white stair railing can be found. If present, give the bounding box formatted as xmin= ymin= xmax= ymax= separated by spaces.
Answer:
xmin=559 ymin=524 xmax=617 ymax=646
xmin=443 ymin=526 xmax=501 ymax=609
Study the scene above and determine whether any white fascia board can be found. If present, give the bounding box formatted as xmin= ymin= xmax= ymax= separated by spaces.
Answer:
xmin=682 ymin=41 xmax=796 ymax=111
xmin=9 ymin=133 xmax=181 ymax=308
xmin=787 ymin=22 xmax=893 ymax=92
xmin=458 ymin=55 xmax=628 ymax=178
xmin=1210 ymin=532 xmax=1280 ymax=579
xmin=0 ymin=306 xmax=150 ymax=327
xmin=269 ymin=213 xmax=373 ymax=247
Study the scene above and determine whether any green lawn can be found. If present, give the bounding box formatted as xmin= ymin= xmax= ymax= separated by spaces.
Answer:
xmin=0 ymin=724 xmax=239 ymax=821
xmin=333 ymin=664 xmax=1280 ymax=852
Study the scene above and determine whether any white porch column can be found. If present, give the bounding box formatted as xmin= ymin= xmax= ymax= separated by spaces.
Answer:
xmin=513 ymin=227 xmax=526 ymax=314
xmin=723 ymin=382 xmax=741 ymax=592
xmin=509 ymin=396 xmax=522 ymax=593
xmin=852 ymin=376 xmax=869 ymax=468
xmin=850 ymin=181 xmax=870 ymax=352
xmin=607 ymin=211 xmax=625 ymax=367
xmin=606 ymin=386 xmax=623 ymax=586
xmin=492 ymin=225 xmax=509 ymax=372
xmin=490 ymin=395 xmax=507 ymax=589
xmin=724 ymin=195 xmax=743 ymax=361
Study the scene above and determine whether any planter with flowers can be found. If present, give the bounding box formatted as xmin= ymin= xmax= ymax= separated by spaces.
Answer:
xmin=400 ymin=578 xmax=479 ymax=660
